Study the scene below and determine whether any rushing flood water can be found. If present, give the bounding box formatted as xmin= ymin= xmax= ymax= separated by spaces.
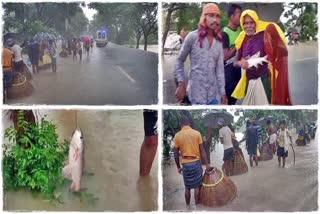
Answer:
xmin=163 ymin=132 xmax=318 ymax=211
xmin=3 ymin=110 xmax=158 ymax=211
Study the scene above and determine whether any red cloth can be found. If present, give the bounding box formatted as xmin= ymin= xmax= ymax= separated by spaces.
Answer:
xmin=264 ymin=24 xmax=291 ymax=105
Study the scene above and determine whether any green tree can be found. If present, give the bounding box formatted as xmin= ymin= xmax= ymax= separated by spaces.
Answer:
xmin=162 ymin=2 xmax=228 ymax=51
xmin=163 ymin=109 xmax=224 ymax=159
xmin=162 ymin=3 xmax=190 ymax=49
xmin=3 ymin=3 xmax=86 ymax=39
xmin=234 ymin=109 xmax=317 ymax=133
xmin=89 ymin=3 xmax=157 ymax=50
xmin=283 ymin=3 xmax=317 ymax=41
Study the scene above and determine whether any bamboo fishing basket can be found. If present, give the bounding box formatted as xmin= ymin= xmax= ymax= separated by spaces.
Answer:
xmin=7 ymin=73 xmax=33 ymax=99
xmin=258 ymin=143 xmax=273 ymax=161
xmin=200 ymin=167 xmax=237 ymax=207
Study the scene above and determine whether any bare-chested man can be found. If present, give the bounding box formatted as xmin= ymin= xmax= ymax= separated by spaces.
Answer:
xmin=267 ymin=120 xmax=277 ymax=154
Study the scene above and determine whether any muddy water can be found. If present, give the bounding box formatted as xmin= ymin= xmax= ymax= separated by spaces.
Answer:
xmin=3 ymin=110 xmax=158 ymax=211
xmin=163 ymin=133 xmax=318 ymax=211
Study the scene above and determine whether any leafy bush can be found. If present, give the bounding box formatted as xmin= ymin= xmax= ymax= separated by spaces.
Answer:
xmin=3 ymin=111 xmax=68 ymax=198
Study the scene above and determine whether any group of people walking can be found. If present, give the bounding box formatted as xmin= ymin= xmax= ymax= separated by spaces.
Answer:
xmin=172 ymin=114 xmax=296 ymax=205
xmin=174 ymin=3 xmax=291 ymax=106
xmin=62 ymin=37 xmax=93 ymax=61
xmin=2 ymin=37 xmax=57 ymax=100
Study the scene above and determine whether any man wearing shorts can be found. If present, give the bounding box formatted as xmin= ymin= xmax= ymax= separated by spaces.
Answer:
xmin=267 ymin=120 xmax=277 ymax=154
xmin=7 ymin=39 xmax=24 ymax=73
xmin=218 ymin=118 xmax=235 ymax=176
xmin=49 ymin=40 xmax=57 ymax=72
xmin=277 ymin=120 xmax=292 ymax=168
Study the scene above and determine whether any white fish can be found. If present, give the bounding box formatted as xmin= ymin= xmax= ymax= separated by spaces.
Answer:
xmin=247 ymin=55 xmax=269 ymax=69
xmin=62 ymin=128 xmax=84 ymax=191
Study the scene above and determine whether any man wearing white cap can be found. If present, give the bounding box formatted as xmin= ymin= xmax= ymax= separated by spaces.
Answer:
xmin=218 ymin=118 xmax=235 ymax=176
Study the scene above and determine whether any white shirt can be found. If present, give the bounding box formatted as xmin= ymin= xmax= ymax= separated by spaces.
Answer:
xmin=11 ymin=44 xmax=23 ymax=62
xmin=219 ymin=126 xmax=233 ymax=150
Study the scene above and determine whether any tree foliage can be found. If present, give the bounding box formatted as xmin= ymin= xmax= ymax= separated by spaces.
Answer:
xmin=162 ymin=2 xmax=228 ymax=50
xmin=283 ymin=3 xmax=317 ymax=41
xmin=235 ymin=109 xmax=317 ymax=129
xmin=3 ymin=3 xmax=87 ymax=40
xmin=163 ymin=110 xmax=223 ymax=158
xmin=89 ymin=3 xmax=158 ymax=50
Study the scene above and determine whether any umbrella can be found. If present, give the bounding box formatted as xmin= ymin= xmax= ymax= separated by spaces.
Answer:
xmin=33 ymin=32 xmax=56 ymax=42
xmin=257 ymin=115 xmax=275 ymax=126
xmin=80 ymin=36 xmax=91 ymax=43
xmin=203 ymin=110 xmax=234 ymax=129
xmin=3 ymin=32 xmax=17 ymax=42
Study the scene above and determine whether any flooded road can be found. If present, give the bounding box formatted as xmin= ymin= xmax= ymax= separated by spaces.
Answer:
xmin=3 ymin=110 xmax=158 ymax=211
xmin=163 ymin=133 xmax=318 ymax=211
xmin=6 ymin=42 xmax=158 ymax=105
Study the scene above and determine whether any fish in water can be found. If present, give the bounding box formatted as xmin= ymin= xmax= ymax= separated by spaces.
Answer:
xmin=247 ymin=55 xmax=268 ymax=69
xmin=62 ymin=128 xmax=84 ymax=192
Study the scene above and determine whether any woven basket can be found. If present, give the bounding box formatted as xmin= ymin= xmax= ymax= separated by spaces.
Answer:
xmin=295 ymin=139 xmax=306 ymax=146
xmin=258 ymin=143 xmax=273 ymax=161
xmin=222 ymin=149 xmax=248 ymax=176
xmin=7 ymin=73 xmax=33 ymax=99
xmin=59 ymin=50 xmax=68 ymax=57
xmin=200 ymin=167 xmax=237 ymax=207
xmin=22 ymin=63 xmax=32 ymax=80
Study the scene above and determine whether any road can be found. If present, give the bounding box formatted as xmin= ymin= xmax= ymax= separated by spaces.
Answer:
xmin=163 ymin=133 xmax=318 ymax=211
xmin=7 ymin=43 xmax=158 ymax=105
xmin=163 ymin=42 xmax=318 ymax=105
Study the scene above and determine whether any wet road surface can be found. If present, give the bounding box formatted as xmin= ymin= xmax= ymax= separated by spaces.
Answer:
xmin=6 ymin=43 xmax=158 ymax=105
xmin=163 ymin=133 xmax=318 ymax=211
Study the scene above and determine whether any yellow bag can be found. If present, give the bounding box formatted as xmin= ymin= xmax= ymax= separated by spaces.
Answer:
xmin=44 ymin=54 xmax=52 ymax=64
xmin=231 ymin=70 xmax=247 ymax=99
xmin=256 ymin=148 xmax=261 ymax=157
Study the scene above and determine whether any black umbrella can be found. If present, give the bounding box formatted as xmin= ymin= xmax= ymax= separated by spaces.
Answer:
xmin=3 ymin=32 xmax=17 ymax=42
xmin=203 ymin=110 xmax=234 ymax=129
xmin=257 ymin=115 xmax=275 ymax=126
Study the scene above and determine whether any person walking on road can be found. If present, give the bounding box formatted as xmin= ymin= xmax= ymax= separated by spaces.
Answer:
xmin=173 ymin=116 xmax=210 ymax=205
xmin=72 ymin=38 xmax=78 ymax=61
xmin=246 ymin=120 xmax=259 ymax=167
xmin=49 ymin=40 xmax=57 ymax=72
xmin=27 ymin=38 xmax=40 ymax=74
xmin=277 ymin=120 xmax=293 ymax=168
xmin=218 ymin=118 xmax=236 ymax=176
xmin=77 ymin=40 xmax=82 ymax=61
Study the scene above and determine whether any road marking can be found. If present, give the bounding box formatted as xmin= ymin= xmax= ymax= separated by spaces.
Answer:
xmin=117 ymin=66 xmax=136 ymax=83
xmin=296 ymin=57 xmax=317 ymax=62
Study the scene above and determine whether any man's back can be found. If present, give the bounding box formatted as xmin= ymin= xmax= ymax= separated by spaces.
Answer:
xmin=268 ymin=123 xmax=276 ymax=135
xmin=174 ymin=126 xmax=202 ymax=164
xmin=219 ymin=126 xmax=233 ymax=150
xmin=11 ymin=44 xmax=22 ymax=62
xmin=247 ymin=125 xmax=258 ymax=146
xmin=3 ymin=48 xmax=12 ymax=69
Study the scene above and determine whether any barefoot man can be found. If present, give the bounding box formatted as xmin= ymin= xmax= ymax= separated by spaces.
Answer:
xmin=174 ymin=116 xmax=210 ymax=205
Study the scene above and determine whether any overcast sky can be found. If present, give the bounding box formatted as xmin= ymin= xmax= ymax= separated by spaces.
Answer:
xmin=80 ymin=3 xmax=97 ymax=22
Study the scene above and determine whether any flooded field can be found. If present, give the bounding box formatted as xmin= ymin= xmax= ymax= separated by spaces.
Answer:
xmin=3 ymin=110 xmax=158 ymax=211
xmin=163 ymin=133 xmax=318 ymax=211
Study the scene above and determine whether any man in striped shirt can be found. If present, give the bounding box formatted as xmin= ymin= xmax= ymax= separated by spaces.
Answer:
xmin=252 ymin=120 xmax=263 ymax=150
